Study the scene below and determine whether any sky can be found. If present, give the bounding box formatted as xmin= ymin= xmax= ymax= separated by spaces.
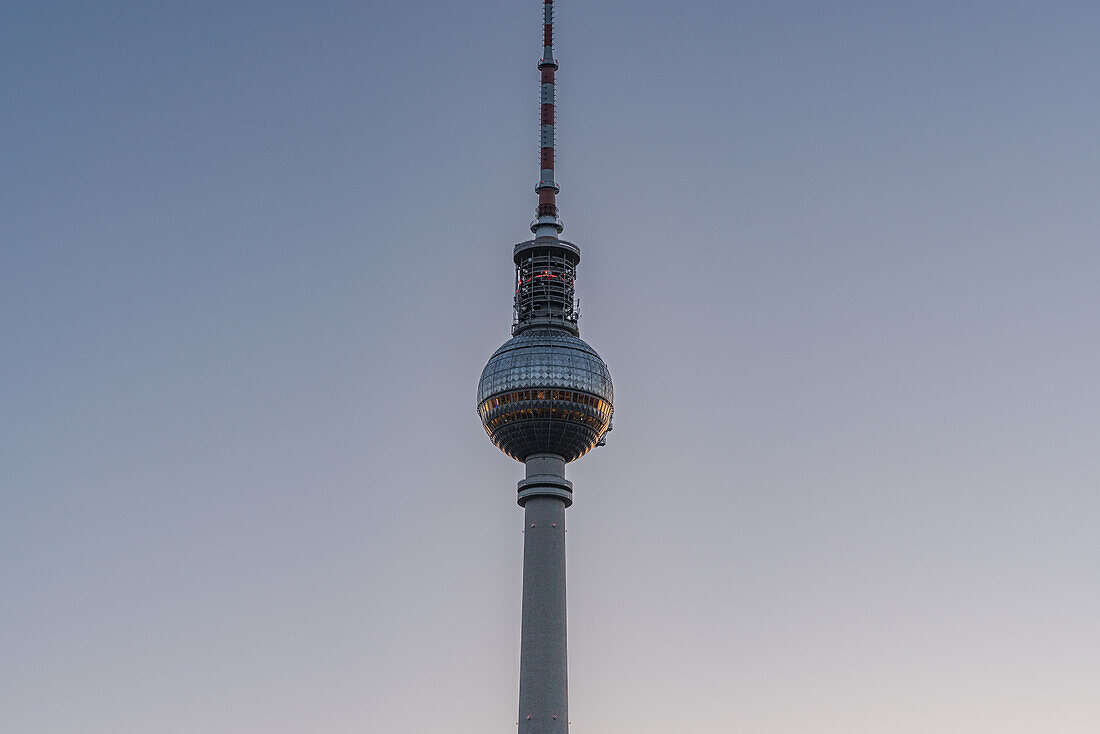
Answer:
xmin=2 ymin=1 xmax=1099 ymax=732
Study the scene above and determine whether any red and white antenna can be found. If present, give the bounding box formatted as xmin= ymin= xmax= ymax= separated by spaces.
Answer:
xmin=532 ymin=0 xmax=563 ymax=237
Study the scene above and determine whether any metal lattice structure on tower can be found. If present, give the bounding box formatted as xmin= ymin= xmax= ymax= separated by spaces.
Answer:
xmin=476 ymin=3 xmax=614 ymax=732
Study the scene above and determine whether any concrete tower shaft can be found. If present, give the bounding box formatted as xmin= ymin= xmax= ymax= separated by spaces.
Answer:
xmin=517 ymin=455 xmax=571 ymax=733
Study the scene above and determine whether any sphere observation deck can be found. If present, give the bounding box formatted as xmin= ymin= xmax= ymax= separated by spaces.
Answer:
xmin=477 ymin=328 xmax=613 ymax=463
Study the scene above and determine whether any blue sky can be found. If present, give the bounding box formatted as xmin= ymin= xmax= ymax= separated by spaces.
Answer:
xmin=3 ymin=2 xmax=1099 ymax=732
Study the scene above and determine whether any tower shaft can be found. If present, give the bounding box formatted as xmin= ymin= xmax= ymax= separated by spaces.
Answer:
xmin=518 ymin=454 xmax=571 ymax=733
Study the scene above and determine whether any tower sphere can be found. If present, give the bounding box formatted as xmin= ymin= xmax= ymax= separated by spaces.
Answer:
xmin=477 ymin=328 xmax=613 ymax=463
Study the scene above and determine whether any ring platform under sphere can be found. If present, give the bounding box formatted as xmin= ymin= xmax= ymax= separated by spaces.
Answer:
xmin=478 ymin=328 xmax=614 ymax=463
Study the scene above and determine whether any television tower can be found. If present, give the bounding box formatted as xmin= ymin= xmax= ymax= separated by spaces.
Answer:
xmin=476 ymin=2 xmax=614 ymax=732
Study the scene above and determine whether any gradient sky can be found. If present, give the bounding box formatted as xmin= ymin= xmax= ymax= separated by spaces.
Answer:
xmin=3 ymin=2 xmax=1099 ymax=732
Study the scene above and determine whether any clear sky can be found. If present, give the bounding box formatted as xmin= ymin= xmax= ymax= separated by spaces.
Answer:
xmin=3 ymin=1 xmax=1098 ymax=732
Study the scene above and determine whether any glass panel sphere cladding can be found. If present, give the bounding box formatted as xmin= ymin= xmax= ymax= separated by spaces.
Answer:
xmin=477 ymin=328 xmax=614 ymax=462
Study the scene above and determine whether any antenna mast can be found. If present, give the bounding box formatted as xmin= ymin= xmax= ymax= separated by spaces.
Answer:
xmin=533 ymin=0 xmax=562 ymax=236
